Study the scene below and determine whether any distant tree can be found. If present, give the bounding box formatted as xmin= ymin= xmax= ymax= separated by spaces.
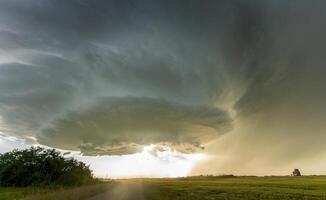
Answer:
xmin=292 ymin=169 xmax=301 ymax=176
xmin=0 ymin=147 xmax=95 ymax=186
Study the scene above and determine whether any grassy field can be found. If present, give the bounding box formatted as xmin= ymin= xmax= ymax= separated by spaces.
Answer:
xmin=1 ymin=176 xmax=326 ymax=199
xmin=142 ymin=176 xmax=326 ymax=200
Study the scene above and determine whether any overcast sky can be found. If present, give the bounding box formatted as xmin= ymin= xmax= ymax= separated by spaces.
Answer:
xmin=0 ymin=0 xmax=326 ymax=177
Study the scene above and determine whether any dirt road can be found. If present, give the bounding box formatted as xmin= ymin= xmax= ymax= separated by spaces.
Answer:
xmin=87 ymin=181 xmax=144 ymax=200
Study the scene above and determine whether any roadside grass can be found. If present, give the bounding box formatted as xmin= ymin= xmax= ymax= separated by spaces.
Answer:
xmin=22 ymin=183 xmax=112 ymax=200
xmin=0 ymin=183 xmax=112 ymax=200
xmin=0 ymin=186 xmax=51 ymax=200
xmin=143 ymin=176 xmax=326 ymax=200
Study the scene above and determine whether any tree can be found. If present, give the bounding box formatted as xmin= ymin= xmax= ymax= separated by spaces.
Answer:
xmin=292 ymin=169 xmax=301 ymax=176
xmin=0 ymin=147 xmax=95 ymax=186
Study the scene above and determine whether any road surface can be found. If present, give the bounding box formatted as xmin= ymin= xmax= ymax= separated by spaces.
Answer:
xmin=88 ymin=181 xmax=144 ymax=200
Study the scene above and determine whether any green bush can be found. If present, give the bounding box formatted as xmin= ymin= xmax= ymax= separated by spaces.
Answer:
xmin=0 ymin=147 xmax=95 ymax=186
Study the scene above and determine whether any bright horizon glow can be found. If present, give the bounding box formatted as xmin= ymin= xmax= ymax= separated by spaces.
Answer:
xmin=0 ymin=135 xmax=207 ymax=178
xmin=77 ymin=144 xmax=207 ymax=178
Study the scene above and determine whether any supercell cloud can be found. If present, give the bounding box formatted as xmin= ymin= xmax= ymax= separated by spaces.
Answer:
xmin=0 ymin=0 xmax=326 ymax=168
xmin=39 ymin=97 xmax=232 ymax=155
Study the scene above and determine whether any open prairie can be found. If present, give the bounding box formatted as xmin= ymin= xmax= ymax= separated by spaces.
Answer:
xmin=1 ymin=176 xmax=326 ymax=200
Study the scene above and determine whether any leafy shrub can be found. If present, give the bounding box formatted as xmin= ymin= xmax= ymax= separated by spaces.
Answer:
xmin=0 ymin=147 xmax=95 ymax=186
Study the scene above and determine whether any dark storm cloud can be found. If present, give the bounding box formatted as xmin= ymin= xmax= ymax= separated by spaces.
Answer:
xmin=0 ymin=0 xmax=325 ymax=159
xmin=38 ymin=97 xmax=232 ymax=155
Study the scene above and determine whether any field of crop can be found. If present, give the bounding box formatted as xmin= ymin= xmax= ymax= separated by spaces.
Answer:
xmin=1 ymin=176 xmax=326 ymax=200
xmin=142 ymin=176 xmax=326 ymax=200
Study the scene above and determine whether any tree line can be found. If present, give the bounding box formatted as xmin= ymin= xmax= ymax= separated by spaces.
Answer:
xmin=0 ymin=147 xmax=96 ymax=186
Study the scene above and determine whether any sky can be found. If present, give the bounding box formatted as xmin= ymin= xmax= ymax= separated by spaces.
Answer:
xmin=0 ymin=0 xmax=325 ymax=177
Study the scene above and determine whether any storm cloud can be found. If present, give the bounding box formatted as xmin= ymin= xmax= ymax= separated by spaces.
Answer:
xmin=0 ymin=0 xmax=326 ymax=172
xmin=39 ymin=97 xmax=232 ymax=155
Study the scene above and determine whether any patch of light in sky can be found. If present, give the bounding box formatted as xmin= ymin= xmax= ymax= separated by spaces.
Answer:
xmin=0 ymin=132 xmax=27 ymax=152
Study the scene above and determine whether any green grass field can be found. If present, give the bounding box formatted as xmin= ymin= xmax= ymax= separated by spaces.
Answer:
xmin=142 ymin=176 xmax=326 ymax=200
xmin=1 ymin=176 xmax=326 ymax=200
